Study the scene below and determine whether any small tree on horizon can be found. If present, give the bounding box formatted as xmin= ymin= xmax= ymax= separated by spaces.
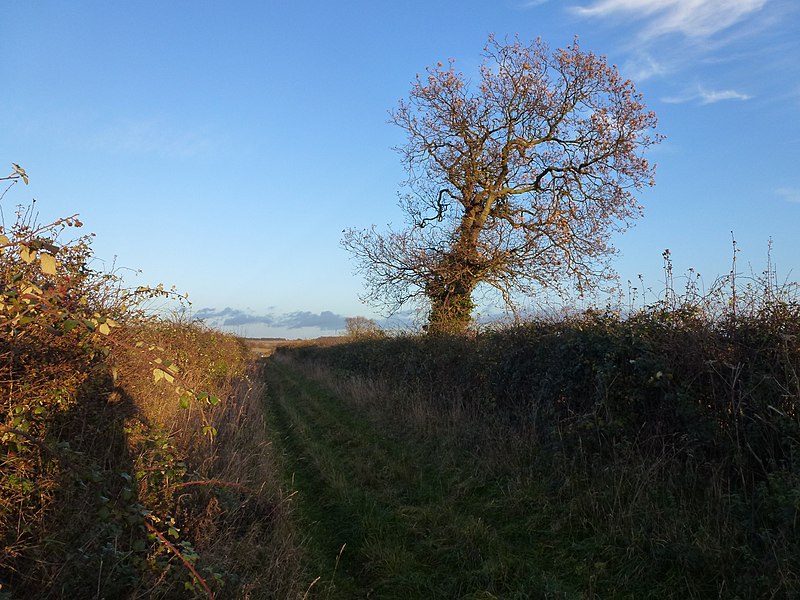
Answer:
xmin=343 ymin=35 xmax=661 ymax=334
xmin=345 ymin=315 xmax=384 ymax=339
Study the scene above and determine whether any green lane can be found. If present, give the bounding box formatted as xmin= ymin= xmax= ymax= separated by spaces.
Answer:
xmin=263 ymin=358 xmax=577 ymax=599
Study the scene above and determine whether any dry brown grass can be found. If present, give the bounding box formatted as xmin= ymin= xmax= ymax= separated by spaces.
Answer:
xmin=243 ymin=337 xmax=350 ymax=358
xmin=1 ymin=316 xmax=307 ymax=598
xmin=0 ymin=183 xmax=304 ymax=597
xmin=106 ymin=324 xmax=308 ymax=599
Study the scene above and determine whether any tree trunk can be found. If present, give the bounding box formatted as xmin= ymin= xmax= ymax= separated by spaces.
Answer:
xmin=426 ymin=281 xmax=475 ymax=335
xmin=425 ymin=207 xmax=485 ymax=335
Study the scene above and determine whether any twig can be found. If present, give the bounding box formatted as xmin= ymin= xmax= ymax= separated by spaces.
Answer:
xmin=171 ymin=479 xmax=256 ymax=494
xmin=144 ymin=521 xmax=215 ymax=599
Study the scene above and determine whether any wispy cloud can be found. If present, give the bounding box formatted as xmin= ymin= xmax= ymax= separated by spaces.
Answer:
xmin=662 ymin=85 xmax=752 ymax=104
xmin=622 ymin=53 xmax=671 ymax=81
xmin=572 ymin=0 xmax=767 ymax=40
xmin=195 ymin=307 xmax=347 ymax=331
xmin=776 ymin=187 xmax=800 ymax=203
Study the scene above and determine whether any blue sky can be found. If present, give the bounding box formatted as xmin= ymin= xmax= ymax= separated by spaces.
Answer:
xmin=3 ymin=0 xmax=798 ymax=337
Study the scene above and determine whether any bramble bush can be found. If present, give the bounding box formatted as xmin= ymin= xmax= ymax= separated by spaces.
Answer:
xmin=1 ymin=165 xmax=301 ymax=598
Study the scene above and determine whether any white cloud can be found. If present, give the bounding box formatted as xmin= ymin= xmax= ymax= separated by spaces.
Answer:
xmin=697 ymin=88 xmax=752 ymax=104
xmin=195 ymin=307 xmax=347 ymax=330
xmin=573 ymin=0 xmax=768 ymax=39
xmin=662 ymin=85 xmax=752 ymax=104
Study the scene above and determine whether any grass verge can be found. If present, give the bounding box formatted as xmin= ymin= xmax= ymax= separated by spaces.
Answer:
xmin=265 ymin=353 xmax=586 ymax=599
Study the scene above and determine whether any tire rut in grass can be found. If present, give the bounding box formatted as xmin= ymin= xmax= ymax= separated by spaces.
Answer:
xmin=264 ymin=358 xmax=572 ymax=599
xmin=266 ymin=360 xmax=446 ymax=598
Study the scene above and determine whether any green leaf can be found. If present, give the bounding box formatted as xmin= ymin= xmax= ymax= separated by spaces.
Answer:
xmin=179 ymin=394 xmax=190 ymax=410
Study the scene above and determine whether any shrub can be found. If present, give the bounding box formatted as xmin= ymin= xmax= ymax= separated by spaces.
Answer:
xmin=1 ymin=165 xmax=302 ymax=598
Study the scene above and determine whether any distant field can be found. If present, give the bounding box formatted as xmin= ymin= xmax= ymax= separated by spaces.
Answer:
xmin=243 ymin=336 xmax=350 ymax=357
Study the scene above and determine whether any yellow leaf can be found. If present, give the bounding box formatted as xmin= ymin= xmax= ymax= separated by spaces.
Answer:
xmin=12 ymin=164 xmax=28 ymax=185
xmin=21 ymin=285 xmax=42 ymax=296
xmin=153 ymin=368 xmax=174 ymax=384
xmin=20 ymin=245 xmax=35 ymax=264
xmin=40 ymin=253 xmax=57 ymax=275
xmin=98 ymin=323 xmax=110 ymax=335
xmin=0 ymin=234 xmax=9 ymax=246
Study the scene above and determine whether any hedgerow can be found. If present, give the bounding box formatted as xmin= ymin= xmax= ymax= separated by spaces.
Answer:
xmin=279 ymin=264 xmax=800 ymax=596
xmin=1 ymin=165 xmax=301 ymax=598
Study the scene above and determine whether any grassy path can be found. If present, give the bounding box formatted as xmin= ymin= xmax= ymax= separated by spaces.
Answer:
xmin=263 ymin=358 xmax=579 ymax=599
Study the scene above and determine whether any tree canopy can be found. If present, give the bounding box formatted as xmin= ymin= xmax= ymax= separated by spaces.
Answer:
xmin=343 ymin=35 xmax=661 ymax=333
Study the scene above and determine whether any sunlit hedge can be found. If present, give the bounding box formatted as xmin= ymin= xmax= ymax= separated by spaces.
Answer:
xmin=1 ymin=167 xmax=299 ymax=598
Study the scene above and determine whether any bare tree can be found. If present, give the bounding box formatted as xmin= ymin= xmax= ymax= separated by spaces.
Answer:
xmin=343 ymin=35 xmax=661 ymax=334
xmin=345 ymin=316 xmax=384 ymax=339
